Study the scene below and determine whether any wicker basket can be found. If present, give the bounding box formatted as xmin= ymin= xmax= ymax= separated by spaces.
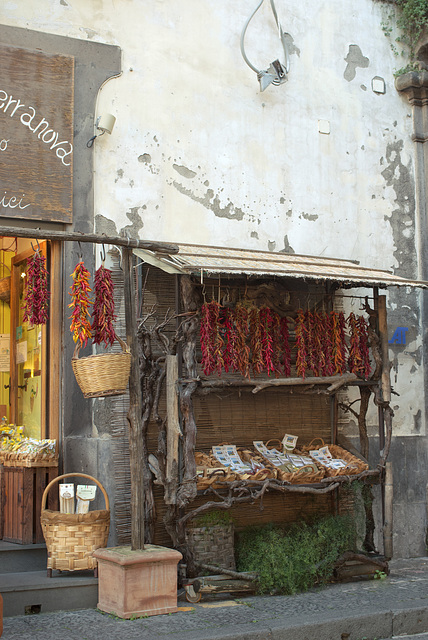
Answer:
xmin=72 ymin=335 xmax=131 ymax=398
xmin=186 ymin=522 xmax=236 ymax=571
xmin=40 ymin=472 xmax=110 ymax=575
xmin=302 ymin=438 xmax=369 ymax=477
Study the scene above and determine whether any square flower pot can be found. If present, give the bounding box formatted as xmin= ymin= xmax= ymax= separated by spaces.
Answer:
xmin=93 ymin=545 xmax=182 ymax=619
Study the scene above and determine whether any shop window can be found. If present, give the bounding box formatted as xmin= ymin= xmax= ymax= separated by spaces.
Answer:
xmin=0 ymin=237 xmax=60 ymax=440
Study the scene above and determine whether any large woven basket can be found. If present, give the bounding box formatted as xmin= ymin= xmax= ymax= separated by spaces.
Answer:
xmin=40 ymin=472 xmax=110 ymax=575
xmin=72 ymin=335 xmax=131 ymax=398
xmin=186 ymin=522 xmax=236 ymax=571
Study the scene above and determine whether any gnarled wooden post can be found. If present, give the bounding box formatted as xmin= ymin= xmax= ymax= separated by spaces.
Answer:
xmin=122 ymin=247 xmax=144 ymax=550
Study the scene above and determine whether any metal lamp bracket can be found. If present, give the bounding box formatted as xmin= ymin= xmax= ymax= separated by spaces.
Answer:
xmin=240 ymin=0 xmax=290 ymax=92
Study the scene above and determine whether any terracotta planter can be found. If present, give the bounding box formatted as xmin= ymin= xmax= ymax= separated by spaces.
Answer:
xmin=93 ymin=545 xmax=182 ymax=619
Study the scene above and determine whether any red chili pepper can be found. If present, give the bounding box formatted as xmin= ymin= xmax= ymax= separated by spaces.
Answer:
xmin=234 ymin=303 xmax=251 ymax=378
xmin=200 ymin=301 xmax=224 ymax=376
xmin=295 ymin=309 xmax=307 ymax=378
xmin=280 ymin=316 xmax=291 ymax=377
xmin=69 ymin=261 xmax=92 ymax=348
xmin=23 ymin=251 xmax=50 ymax=326
xmin=91 ymin=265 xmax=116 ymax=347
xmin=347 ymin=313 xmax=371 ymax=379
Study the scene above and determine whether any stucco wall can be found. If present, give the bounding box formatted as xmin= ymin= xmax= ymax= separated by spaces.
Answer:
xmin=1 ymin=0 xmax=426 ymax=556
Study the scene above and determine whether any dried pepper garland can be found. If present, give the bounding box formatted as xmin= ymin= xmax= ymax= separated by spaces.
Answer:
xmin=259 ymin=307 xmax=280 ymax=376
xmin=249 ymin=307 xmax=264 ymax=375
xmin=69 ymin=261 xmax=92 ymax=348
xmin=330 ymin=311 xmax=347 ymax=375
xmin=23 ymin=251 xmax=50 ymax=326
xmin=233 ymin=303 xmax=251 ymax=377
xmin=279 ymin=316 xmax=291 ymax=377
xmin=295 ymin=309 xmax=308 ymax=378
xmin=91 ymin=265 xmax=116 ymax=347
xmin=200 ymin=301 xmax=224 ymax=376
xmin=199 ymin=301 xmax=372 ymax=380
xmin=347 ymin=312 xmax=371 ymax=379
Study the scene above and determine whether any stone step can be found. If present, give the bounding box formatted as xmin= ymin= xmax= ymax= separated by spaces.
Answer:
xmin=0 ymin=541 xmax=47 ymax=574
xmin=0 ymin=569 xmax=98 ymax=617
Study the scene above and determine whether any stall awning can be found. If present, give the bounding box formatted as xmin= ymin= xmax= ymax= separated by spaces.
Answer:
xmin=134 ymin=243 xmax=428 ymax=289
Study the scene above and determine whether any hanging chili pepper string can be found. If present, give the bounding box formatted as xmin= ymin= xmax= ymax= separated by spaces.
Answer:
xmin=91 ymin=265 xmax=116 ymax=347
xmin=280 ymin=316 xmax=291 ymax=377
xmin=69 ymin=261 xmax=92 ymax=348
xmin=234 ymin=303 xmax=251 ymax=378
xmin=357 ymin=315 xmax=371 ymax=379
xmin=259 ymin=307 xmax=276 ymax=376
xmin=250 ymin=307 xmax=264 ymax=375
xmin=328 ymin=311 xmax=346 ymax=375
xmin=200 ymin=302 xmax=215 ymax=375
xmin=295 ymin=309 xmax=307 ymax=378
xmin=268 ymin=309 xmax=282 ymax=377
xmin=23 ymin=251 xmax=50 ymax=326
xmin=222 ymin=307 xmax=235 ymax=373
xmin=200 ymin=300 xmax=224 ymax=376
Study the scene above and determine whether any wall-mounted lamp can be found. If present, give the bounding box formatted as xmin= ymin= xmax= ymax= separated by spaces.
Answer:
xmin=87 ymin=113 xmax=116 ymax=148
xmin=240 ymin=0 xmax=290 ymax=92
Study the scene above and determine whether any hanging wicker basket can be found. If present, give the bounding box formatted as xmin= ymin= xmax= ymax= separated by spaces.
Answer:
xmin=40 ymin=472 xmax=110 ymax=574
xmin=72 ymin=335 xmax=131 ymax=398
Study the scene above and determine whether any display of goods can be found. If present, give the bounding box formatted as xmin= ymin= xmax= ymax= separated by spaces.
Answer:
xmin=0 ymin=422 xmax=24 ymax=451
xmin=69 ymin=261 xmax=92 ymax=348
xmin=199 ymin=300 xmax=372 ymax=381
xmin=91 ymin=265 xmax=116 ymax=347
xmin=23 ymin=250 xmax=50 ymax=326
xmin=0 ymin=430 xmax=57 ymax=467
xmin=301 ymin=438 xmax=369 ymax=477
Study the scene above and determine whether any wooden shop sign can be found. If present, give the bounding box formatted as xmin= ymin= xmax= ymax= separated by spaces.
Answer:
xmin=0 ymin=44 xmax=74 ymax=223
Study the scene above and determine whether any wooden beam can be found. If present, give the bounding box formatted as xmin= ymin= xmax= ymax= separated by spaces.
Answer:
xmin=122 ymin=247 xmax=144 ymax=550
xmin=0 ymin=225 xmax=178 ymax=254
xmin=165 ymin=355 xmax=181 ymax=505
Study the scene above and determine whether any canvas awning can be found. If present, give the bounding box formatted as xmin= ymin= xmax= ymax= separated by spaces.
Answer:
xmin=133 ymin=243 xmax=428 ymax=289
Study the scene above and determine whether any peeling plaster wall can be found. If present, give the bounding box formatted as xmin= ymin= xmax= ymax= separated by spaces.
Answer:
xmin=2 ymin=0 xmax=426 ymax=556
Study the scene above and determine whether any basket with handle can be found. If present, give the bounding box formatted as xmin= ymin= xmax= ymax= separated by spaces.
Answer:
xmin=72 ymin=334 xmax=131 ymax=398
xmin=40 ymin=472 xmax=110 ymax=576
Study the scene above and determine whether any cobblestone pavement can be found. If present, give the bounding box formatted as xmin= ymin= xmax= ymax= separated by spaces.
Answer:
xmin=2 ymin=557 xmax=428 ymax=640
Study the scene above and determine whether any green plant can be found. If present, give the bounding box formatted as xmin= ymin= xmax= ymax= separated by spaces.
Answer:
xmin=190 ymin=509 xmax=234 ymax=527
xmin=381 ymin=0 xmax=428 ymax=75
xmin=374 ymin=569 xmax=388 ymax=580
xmin=235 ymin=515 xmax=356 ymax=596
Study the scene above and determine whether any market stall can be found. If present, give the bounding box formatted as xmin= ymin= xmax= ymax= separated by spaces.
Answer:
xmin=132 ymin=244 xmax=427 ymax=571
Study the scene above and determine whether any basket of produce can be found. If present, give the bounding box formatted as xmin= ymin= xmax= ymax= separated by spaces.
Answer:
xmin=40 ymin=472 xmax=110 ymax=575
xmin=302 ymin=438 xmax=369 ymax=477
xmin=72 ymin=335 xmax=132 ymax=398
xmin=0 ymin=422 xmax=58 ymax=467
